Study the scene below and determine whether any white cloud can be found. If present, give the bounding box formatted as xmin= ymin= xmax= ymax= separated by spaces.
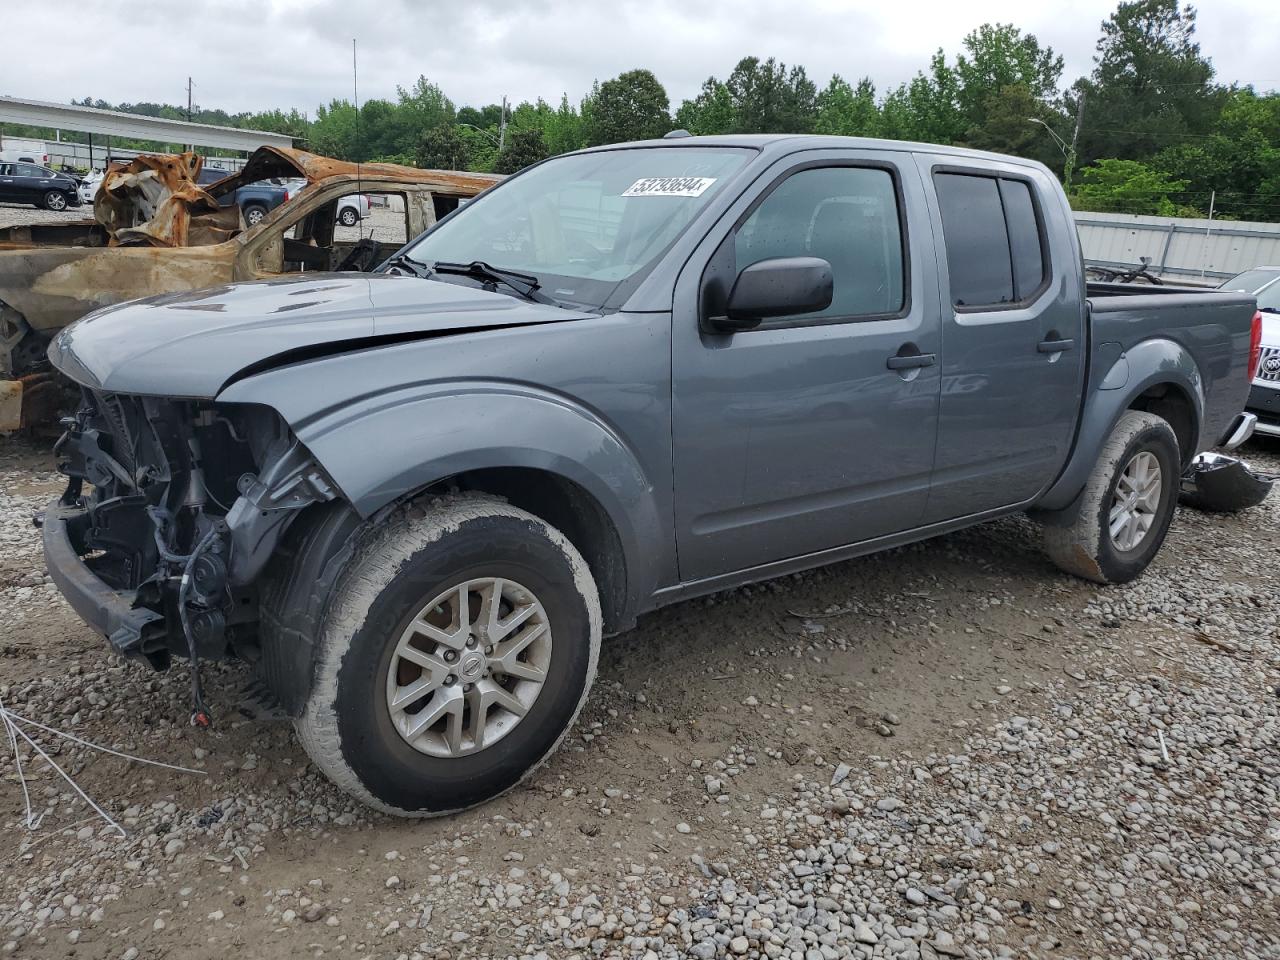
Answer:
xmin=0 ymin=0 xmax=1275 ymax=120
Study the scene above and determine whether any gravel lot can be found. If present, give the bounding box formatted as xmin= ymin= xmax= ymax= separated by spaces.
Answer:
xmin=2 ymin=430 xmax=1277 ymax=960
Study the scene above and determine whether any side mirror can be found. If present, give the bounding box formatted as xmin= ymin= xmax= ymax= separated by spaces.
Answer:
xmin=710 ymin=257 xmax=834 ymax=332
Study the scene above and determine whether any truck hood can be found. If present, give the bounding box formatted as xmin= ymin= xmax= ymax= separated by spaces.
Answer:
xmin=49 ymin=272 xmax=592 ymax=397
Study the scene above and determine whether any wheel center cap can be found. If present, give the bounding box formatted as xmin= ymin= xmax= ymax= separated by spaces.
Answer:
xmin=458 ymin=651 xmax=486 ymax=682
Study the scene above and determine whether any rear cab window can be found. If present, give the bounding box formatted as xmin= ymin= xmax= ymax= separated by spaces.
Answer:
xmin=933 ymin=170 xmax=1049 ymax=310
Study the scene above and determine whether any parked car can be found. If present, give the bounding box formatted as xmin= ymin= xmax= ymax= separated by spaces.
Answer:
xmin=0 ymin=161 xmax=82 ymax=211
xmin=76 ymin=169 xmax=103 ymax=206
xmin=0 ymin=146 xmax=500 ymax=429
xmin=1220 ymin=266 xmax=1280 ymax=436
xmin=285 ymin=179 xmax=370 ymax=225
xmin=196 ymin=166 xmax=289 ymax=226
xmin=40 ymin=134 xmax=1261 ymax=817
xmin=337 ymin=193 xmax=371 ymax=226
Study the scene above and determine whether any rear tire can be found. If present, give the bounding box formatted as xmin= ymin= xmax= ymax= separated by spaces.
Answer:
xmin=338 ymin=207 xmax=358 ymax=227
xmin=1043 ymin=410 xmax=1180 ymax=584
xmin=295 ymin=495 xmax=601 ymax=817
xmin=242 ymin=203 xmax=267 ymax=226
xmin=42 ymin=190 xmax=68 ymax=212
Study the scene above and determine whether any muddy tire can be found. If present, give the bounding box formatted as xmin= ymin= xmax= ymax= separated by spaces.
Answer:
xmin=295 ymin=495 xmax=601 ymax=817
xmin=1043 ymin=410 xmax=1180 ymax=584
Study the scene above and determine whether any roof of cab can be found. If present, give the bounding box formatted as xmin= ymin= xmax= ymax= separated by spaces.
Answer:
xmin=575 ymin=132 xmax=1053 ymax=172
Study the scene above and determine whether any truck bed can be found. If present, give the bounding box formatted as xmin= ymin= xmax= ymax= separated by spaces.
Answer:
xmin=1085 ymin=281 xmax=1258 ymax=454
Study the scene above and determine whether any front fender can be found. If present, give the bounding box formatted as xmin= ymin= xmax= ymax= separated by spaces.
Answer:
xmin=1037 ymin=337 xmax=1205 ymax=512
xmin=220 ymin=375 xmax=664 ymax=612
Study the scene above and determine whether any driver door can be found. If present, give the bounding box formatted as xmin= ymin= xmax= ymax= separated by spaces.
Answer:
xmin=671 ymin=150 xmax=943 ymax=581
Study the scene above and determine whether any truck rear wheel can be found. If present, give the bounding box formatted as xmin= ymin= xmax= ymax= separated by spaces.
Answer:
xmin=1043 ymin=410 xmax=1180 ymax=584
xmin=295 ymin=495 xmax=601 ymax=816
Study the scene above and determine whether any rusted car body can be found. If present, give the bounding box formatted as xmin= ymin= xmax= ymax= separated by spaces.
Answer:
xmin=0 ymin=147 xmax=499 ymax=429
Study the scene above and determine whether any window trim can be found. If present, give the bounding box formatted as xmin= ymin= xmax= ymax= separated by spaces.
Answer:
xmin=931 ymin=164 xmax=1053 ymax=314
xmin=717 ymin=158 xmax=913 ymax=330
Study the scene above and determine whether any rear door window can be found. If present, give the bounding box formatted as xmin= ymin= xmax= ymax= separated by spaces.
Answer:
xmin=934 ymin=171 xmax=1048 ymax=309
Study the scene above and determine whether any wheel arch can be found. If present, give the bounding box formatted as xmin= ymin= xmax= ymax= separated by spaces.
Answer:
xmin=220 ymin=378 xmax=667 ymax=634
xmin=1036 ymin=337 xmax=1204 ymax=514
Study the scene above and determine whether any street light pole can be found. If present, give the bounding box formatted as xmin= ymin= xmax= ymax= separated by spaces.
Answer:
xmin=1063 ymin=91 xmax=1085 ymax=196
xmin=1028 ymin=96 xmax=1085 ymax=195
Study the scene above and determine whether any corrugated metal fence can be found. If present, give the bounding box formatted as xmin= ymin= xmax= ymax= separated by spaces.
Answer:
xmin=1075 ymin=210 xmax=1280 ymax=284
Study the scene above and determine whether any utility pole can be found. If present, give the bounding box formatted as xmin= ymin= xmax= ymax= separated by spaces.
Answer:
xmin=499 ymin=95 xmax=508 ymax=153
xmin=1063 ymin=90 xmax=1085 ymax=195
xmin=187 ymin=77 xmax=193 ymax=121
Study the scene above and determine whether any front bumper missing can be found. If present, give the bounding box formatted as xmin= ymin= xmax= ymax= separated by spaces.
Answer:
xmin=1180 ymin=453 xmax=1277 ymax=513
xmin=40 ymin=500 xmax=164 ymax=655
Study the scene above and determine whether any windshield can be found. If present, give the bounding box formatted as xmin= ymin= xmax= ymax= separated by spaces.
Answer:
xmin=1220 ymin=269 xmax=1280 ymax=296
xmin=399 ymin=146 xmax=751 ymax=309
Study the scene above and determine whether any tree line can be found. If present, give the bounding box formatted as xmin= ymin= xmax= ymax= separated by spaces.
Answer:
xmin=6 ymin=0 xmax=1279 ymax=220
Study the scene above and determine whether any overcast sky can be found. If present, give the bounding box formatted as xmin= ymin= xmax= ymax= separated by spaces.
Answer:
xmin=2 ymin=0 xmax=1278 ymax=117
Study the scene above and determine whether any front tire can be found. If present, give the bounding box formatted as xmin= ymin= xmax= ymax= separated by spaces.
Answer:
xmin=296 ymin=495 xmax=601 ymax=816
xmin=1043 ymin=410 xmax=1180 ymax=584
xmin=43 ymin=190 xmax=68 ymax=211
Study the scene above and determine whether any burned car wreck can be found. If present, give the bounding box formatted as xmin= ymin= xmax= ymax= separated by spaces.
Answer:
xmin=0 ymin=146 xmax=499 ymax=429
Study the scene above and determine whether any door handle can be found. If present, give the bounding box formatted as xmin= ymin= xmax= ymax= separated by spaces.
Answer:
xmin=1038 ymin=337 xmax=1074 ymax=353
xmin=886 ymin=352 xmax=937 ymax=370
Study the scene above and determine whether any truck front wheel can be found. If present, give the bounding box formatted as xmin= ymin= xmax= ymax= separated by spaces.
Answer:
xmin=1042 ymin=410 xmax=1180 ymax=584
xmin=295 ymin=495 xmax=601 ymax=816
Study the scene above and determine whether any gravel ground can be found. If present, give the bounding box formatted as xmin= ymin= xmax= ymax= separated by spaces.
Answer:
xmin=1 ymin=432 xmax=1277 ymax=960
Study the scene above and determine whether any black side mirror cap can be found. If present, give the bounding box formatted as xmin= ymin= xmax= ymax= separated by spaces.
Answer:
xmin=710 ymin=256 xmax=834 ymax=332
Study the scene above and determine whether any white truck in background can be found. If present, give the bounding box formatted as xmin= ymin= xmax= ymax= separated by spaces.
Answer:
xmin=0 ymin=137 xmax=50 ymax=165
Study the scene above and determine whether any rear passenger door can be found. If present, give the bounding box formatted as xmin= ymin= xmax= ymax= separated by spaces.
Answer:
xmin=918 ymin=161 xmax=1085 ymax=522
xmin=12 ymin=164 xmax=53 ymax=204
xmin=671 ymin=151 xmax=942 ymax=581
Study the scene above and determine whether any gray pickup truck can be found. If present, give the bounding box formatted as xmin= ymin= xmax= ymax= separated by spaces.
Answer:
xmin=40 ymin=134 xmax=1261 ymax=817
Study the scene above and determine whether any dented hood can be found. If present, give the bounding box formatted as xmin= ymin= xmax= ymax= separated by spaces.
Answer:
xmin=49 ymin=273 xmax=590 ymax=398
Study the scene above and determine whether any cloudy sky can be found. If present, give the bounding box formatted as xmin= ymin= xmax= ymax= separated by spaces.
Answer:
xmin=2 ymin=0 xmax=1277 ymax=116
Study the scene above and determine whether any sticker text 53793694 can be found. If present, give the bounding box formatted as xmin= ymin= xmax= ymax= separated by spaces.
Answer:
xmin=622 ymin=177 xmax=717 ymax=198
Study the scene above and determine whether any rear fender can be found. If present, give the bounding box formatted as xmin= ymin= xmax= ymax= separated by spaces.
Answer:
xmin=1036 ymin=337 xmax=1204 ymax=513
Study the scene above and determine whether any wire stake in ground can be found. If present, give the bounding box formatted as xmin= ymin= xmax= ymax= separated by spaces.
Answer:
xmin=0 ymin=697 xmax=206 ymax=840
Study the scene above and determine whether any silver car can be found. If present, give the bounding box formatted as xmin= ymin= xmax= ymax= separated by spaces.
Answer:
xmin=1221 ymin=267 xmax=1280 ymax=436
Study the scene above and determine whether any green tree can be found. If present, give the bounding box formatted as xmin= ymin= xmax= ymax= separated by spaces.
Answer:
xmin=954 ymin=24 xmax=1063 ymax=130
xmin=674 ymin=57 xmax=817 ymax=135
xmin=963 ymin=83 xmax=1065 ymax=167
xmin=879 ymin=51 xmax=964 ymax=143
xmin=416 ymin=124 xmax=471 ymax=170
xmin=1071 ymin=158 xmax=1191 ymax=214
xmin=396 ymin=76 xmax=455 ymax=147
xmin=493 ymin=129 xmax=548 ymax=174
xmin=726 ymin=57 xmax=818 ymax=133
xmin=584 ymin=69 xmax=671 ymax=145
xmin=310 ymin=99 xmax=360 ymax=160
xmin=813 ymin=76 xmax=881 ymax=137
xmin=674 ymin=78 xmax=735 ymax=134
xmin=1073 ymin=0 xmax=1225 ymax=166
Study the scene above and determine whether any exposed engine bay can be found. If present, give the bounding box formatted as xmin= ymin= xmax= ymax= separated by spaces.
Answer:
xmin=47 ymin=393 xmax=338 ymax=722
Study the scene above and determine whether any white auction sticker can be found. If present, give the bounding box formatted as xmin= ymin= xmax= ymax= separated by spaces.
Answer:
xmin=622 ymin=176 xmax=717 ymax=198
